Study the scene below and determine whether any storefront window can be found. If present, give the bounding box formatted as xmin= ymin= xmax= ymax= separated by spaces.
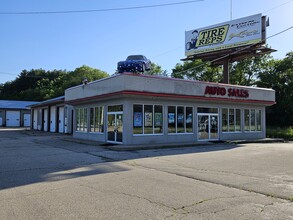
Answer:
xmin=90 ymin=106 xmax=104 ymax=133
xmin=94 ymin=107 xmax=99 ymax=132
xmin=236 ymin=109 xmax=241 ymax=131
xmin=154 ymin=105 xmax=163 ymax=134
xmin=144 ymin=105 xmax=153 ymax=134
xmin=251 ymin=109 xmax=256 ymax=131
xmin=97 ymin=106 xmax=104 ymax=132
xmin=168 ymin=106 xmax=176 ymax=133
xmin=133 ymin=104 xmax=163 ymax=135
xmin=80 ymin=108 xmax=84 ymax=131
xmin=84 ymin=109 xmax=87 ymax=132
xmin=222 ymin=108 xmax=228 ymax=132
xmin=76 ymin=108 xmax=80 ymax=131
xmin=133 ymin=105 xmax=143 ymax=134
xmin=228 ymin=109 xmax=235 ymax=132
xmin=168 ymin=106 xmax=193 ymax=134
xmin=256 ymin=110 xmax=262 ymax=131
xmin=245 ymin=109 xmax=250 ymax=131
xmin=177 ymin=106 xmax=184 ymax=133
xmin=90 ymin=108 xmax=94 ymax=131
xmin=186 ymin=107 xmax=193 ymax=133
xmin=76 ymin=107 xmax=87 ymax=132
xmin=222 ymin=108 xmax=241 ymax=132
xmin=244 ymin=109 xmax=262 ymax=132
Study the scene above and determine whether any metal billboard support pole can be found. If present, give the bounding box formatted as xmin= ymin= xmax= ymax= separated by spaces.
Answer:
xmin=223 ymin=59 xmax=230 ymax=84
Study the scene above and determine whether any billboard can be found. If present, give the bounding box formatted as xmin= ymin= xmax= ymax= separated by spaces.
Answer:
xmin=185 ymin=14 xmax=263 ymax=57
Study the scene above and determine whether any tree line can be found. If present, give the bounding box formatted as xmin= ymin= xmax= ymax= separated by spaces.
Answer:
xmin=0 ymin=65 xmax=109 ymax=101
xmin=0 ymin=52 xmax=292 ymax=126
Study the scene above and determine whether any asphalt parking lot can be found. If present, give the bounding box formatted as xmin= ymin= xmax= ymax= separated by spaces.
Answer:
xmin=1 ymin=128 xmax=293 ymax=219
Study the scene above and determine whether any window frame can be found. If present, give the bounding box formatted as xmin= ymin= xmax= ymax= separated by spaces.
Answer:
xmin=168 ymin=106 xmax=194 ymax=134
xmin=244 ymin=109 xmax=262 ymax=132
xmin=222 ymin=108 xmax=241 ymax=133
xmin=89 ymin=106 xmax=104 ymax=133
xmin=133 ymin=104 xmax=163 ymax=135
xmin=75 ymin=107 xmax=88 ymax=132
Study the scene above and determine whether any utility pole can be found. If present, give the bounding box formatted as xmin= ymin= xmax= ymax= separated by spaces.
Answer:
xmin=230 ymin=0 xmax=232 ymax=20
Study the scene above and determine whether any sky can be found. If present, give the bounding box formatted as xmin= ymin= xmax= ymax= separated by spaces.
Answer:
xmin=0 ymin=0 xmax=293 ymax=84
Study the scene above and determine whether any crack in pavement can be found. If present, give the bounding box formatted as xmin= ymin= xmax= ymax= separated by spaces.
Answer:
xmin=78 ymin=181 xmax=259 ymax=219
xmin=154 ymin=157 xmax=275 ymax=182
xmin=120 ymin=160 xmax=293 ymax=203
xmin=78 ymin=182 xmax=176 ymax=211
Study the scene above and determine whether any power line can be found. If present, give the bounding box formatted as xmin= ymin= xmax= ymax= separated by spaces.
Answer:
xmin=151 ymin=46 xmax=182 ymax=59
xmin=263 ymin=0 xmax=293 ymax=13
xmin=0 ymin=0 xmax=204 ymax=15
xmin=0 ymin=71 xmax=18 ymax=76
xmin=152 ymin=0 xmax=293 ymax=60
xmin=267 ymin=26 xmax=293 ymax=39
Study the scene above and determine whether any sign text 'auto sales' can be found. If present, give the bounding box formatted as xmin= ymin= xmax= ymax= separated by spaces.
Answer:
xmin=204 ymin=86 xmax=249 ymax=98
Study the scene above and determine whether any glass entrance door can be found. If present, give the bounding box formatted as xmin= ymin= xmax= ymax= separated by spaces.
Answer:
xmin=107 ymin=112 xmax=123 ymax=143
xmin=198 ymin=114 xmax=218 ymax=140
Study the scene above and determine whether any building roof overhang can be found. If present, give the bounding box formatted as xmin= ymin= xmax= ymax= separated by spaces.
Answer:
xmin=65 ymin=90 xmax=275 ymax=107
xmin=29 ymin=96 xmax=65 ymax=108
xmin=65 ymin=73 xmax=275 ymax=107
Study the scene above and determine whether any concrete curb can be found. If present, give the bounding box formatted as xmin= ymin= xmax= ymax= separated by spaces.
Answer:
xmin=227 ymin=138 xmax=285 ymax=144
xmin=105 ymin=142 xmax=214 ymax=151
xmin=105 ymin=138 xmax=286 ymax=151
xmin=48 ymin=133 xmax=287 ymax=151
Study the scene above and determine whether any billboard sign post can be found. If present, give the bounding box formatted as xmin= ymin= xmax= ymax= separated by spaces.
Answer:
xmin=183 ymin=13 xmax=276 ymax=84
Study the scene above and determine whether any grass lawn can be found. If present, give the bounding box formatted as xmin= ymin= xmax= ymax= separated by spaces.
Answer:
xmin=266 ymin=126 xmax=293 ymax=140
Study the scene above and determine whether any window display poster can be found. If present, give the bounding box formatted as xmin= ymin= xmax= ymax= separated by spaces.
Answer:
xmin=168 ymin=113 xmax=175 ymax=124
xmin=133 ymin=112 xmax=142 ymax=127
xmin=145 ymin=112 xmax=153 ymax=126
xmin=155 ymin=113 xmax=162 ymax=126
xmin=177 ymin=114 xmax=184 ymax=124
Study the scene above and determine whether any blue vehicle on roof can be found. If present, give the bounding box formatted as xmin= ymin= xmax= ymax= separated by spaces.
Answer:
xmin=117 ymin=55 xmax=151 ymax=73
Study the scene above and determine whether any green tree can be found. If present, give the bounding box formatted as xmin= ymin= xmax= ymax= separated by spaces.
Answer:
xmin=146 ymin=63 xmax=168 ymax=76
xmin=62 ymin=65 xmax=109 ymax=90
xmin=230 ymin=55 xmax=272 ymax=86
xmin=0 ymin=65 xmax=109 ymax=101
xmin=257 ymin=52 xmax=293 ymax=126
xmin=171 ymin=59 xmax=222 ymax=82
xmin=0 ymin=69 xmax=54 ymax=101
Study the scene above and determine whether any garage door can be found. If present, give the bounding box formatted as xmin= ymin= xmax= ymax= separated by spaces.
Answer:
xmin=33 ymin=109 xmax=38 ymax=130
xmin=6 ymin=111 xmax=21 ymax=127
xmin=23 ymin=114 xmax=31 ymax=127
xmin=58 ymin=107 xmax=64 ymax=133
xmin=43 ymin=109 xmax=48 ymax=131
xmin=50 ymin=106 xmax=56 ymax=132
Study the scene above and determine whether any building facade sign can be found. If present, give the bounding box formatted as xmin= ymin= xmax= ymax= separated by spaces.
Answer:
xmin=185 ymin=14 xmax=263 ymax=56
xmin=204 ymin=86 xmax=249 ymax=98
